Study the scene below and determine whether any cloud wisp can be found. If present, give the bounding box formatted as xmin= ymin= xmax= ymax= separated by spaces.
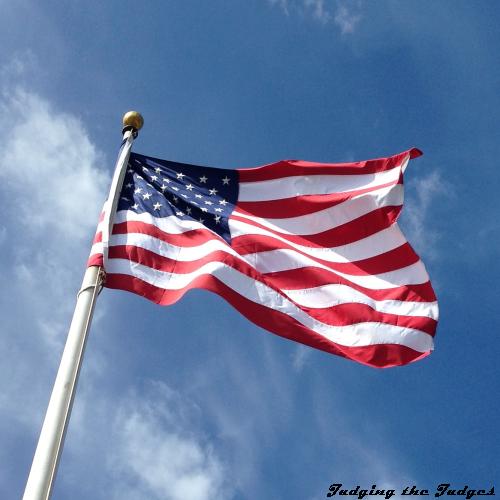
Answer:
xmin=107 ymin=382 xmax=229 ymax=500
xmin=268 ymin=0 xmax=362 ymax=34
xmin=0 ymin=73 xmax=111 ymax=496
xmin=401 ymin=169 xmax=448 ymax=261
xmin=0 ymin=82 xmax=108 ymax=428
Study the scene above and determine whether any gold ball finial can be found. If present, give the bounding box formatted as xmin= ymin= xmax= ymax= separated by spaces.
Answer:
xmin=122 ymin=111 xmax=144 ymax=131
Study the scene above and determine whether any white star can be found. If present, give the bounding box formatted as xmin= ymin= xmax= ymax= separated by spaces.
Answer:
xmin=127 ymin=168 xmax=134 ymax=174
xmin=191 ymin=201 xmax=198 ymax=206
xmin=172 ymin=186 xmax=179 ymax=192
xmin=181 ymin=194 xmax=189 ymax=198
xmin=199 ymin=217 xmax=205 ymax=223
xmin=121 ymin=196 xmax=129 ymax=201
xmin=186 ymin=207 xmax=192 ymax=215
xmin=201 ymin=207 xmax=208 ymax=213
xmin=125 ymin=183 xmax=133 ymax=188
xmin=173 ymin=196 xmax=179 ymax=203
xmin=176 ymin=210 xmax=184 ymax=217
xmin=214 ymin=215 xmax=221 ymax=224
xmin=199 ymin=175 xmax=208 ymax=183
xmin=186 ymin=184 xmax=194 ymax=191
xmin=176 ymin=172 xmax=185 ymax=180
xmin=150 ymin=175 xmax=158 ymax=182
xmin=222 ymin=176 xmax=230 ymax=185
xmin=143 ymin=192 xmax=152 ymax=200
xmin=219 ymin=199 xmax=227 ymax=206
xmin=209 ymin=188 xmax=218 ymax=195
xmin=163 ymin=178 xmax=171 ymax=184
xmin=134 ymin=187 xmax=142 ymax=194
xmin=142 ymin=166 xmax=149 ymax=172
xmin=153 ymin=202 xmax=162 ymax=210
xmin=204 ymin=200 xmax=213 ymax=206
xmin=160 ymin=184 xmax=168 ymax=191
xmin=215 ymin=208 xmax=223 ymax=213
xmin=155 ymin=167 xmax=161 ymax=173
xmin=132 ymin=203 xmax=139 ymax=210
xmin=195 ymin=194 xmax=203 ymax=199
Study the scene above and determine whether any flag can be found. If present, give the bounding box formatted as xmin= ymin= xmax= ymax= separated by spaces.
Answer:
xmin=89 ymin=148 xmax=438 ymax=368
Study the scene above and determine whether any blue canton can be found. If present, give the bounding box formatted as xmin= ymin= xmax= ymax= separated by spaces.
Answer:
xmin=117 ymin=152 xmax=238 ymax=244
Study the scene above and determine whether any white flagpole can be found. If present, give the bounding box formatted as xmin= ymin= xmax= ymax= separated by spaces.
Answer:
xmin=23 ymin=112 xmax=144 ymax=500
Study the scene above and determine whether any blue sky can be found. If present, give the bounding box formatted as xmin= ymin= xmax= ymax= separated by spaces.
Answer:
xmin=1 ymin=1 xmax=499 ymax=499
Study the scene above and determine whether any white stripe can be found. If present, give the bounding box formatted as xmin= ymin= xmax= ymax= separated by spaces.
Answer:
xmin=113 ymin=209 xmax=208 ymax=233
xmin=89 ymin=242 xmax=103 ymax=260
xmin=239 ymin=163 xmax=403 ymax=201
xmin=284 ymin=285 xmax=438 ymax=320
xmin=106 ymin=232 xmax=239 ymax=262
xmin=102 ymin=227 xmax=421 ymax=288
xmin=230 ymin=220 xmax=408 ymax=263
xmin=106 ymin=258 xmax=434 ymax=352
xmin=89 ymin=210 xmax=205 ymax=261
xmin=98 ymin=212 xmax=408 ymax=265
xmin=92 ymin=209 xmax=205 ymax=238
xmin=233 ymin=184 xmax=402 ymax=235
xmin=94 ymin=233 xmax=436 ymax=318
xmin=242 ymin=248 xmax=430 ymax=288
xmin=92 ymin=210 xmax=421 ymax=288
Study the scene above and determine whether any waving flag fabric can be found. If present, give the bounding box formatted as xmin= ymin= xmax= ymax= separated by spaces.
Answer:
xmin=88 ymin=148 xmax=438 ymax=368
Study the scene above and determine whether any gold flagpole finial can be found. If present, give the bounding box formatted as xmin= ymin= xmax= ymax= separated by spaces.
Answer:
xmin=122 ymin=111 xmax=144 ymax=136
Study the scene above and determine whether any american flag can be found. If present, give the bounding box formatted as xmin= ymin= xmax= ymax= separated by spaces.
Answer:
xmin=89 ymin=148 xmax=438 ymax=368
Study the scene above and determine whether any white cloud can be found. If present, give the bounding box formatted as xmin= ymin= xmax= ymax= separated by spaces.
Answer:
xmin=305 ymin=0 xmax=331 ymax=24
xmin=0 ymin=88 xmax=108 ymax=239
xmin=401 ymin=170 xmax=447 ymax=260
xmin=107 ymin=382 xmax=229 ymax=500
xmin=0 ymin=50 xmax=37 ymax=83
xmin=292 ymin=343 xmax=313 ymax=371
xmin=268 ymin=0 xmax=290 ymax=16
xmin=334 ymin=4 xmax=362 ymax=35
xmin=268 ymin=0 xmax=362 ymax=34
xmin=0 ymin=72 xmax=109 ymax=438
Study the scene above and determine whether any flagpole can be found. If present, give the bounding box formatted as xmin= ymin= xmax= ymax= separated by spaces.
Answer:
xmin=23 ymin=112 xmax=144 ymax=500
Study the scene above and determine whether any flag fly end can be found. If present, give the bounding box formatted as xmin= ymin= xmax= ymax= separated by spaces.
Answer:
xmin=409 ymin=147 xmax=423 ymax=159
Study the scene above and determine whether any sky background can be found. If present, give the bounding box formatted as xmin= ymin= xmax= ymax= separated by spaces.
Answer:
xmin=1 ymin=1 xmax=499 ymax=499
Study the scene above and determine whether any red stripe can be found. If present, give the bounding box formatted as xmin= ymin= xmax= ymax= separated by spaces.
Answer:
xmin=112 ymin=220 xmax=224 ymax=247
xmin=107 ymin=243 xmax=435 ymax=304
xmin=236 ymin=181 xmax=400 ymax=218
xmin=263 ymin=266 xmax=437 ymax=302
xmin=105 ymin=272 xmax=430 ymax=368
xmin=93 ymin=225 xmax=434 ymax=303
xmin=108 ymin=245 xmax=246 ymax=276
xmin=231 ymin=205 xmax=402 ymax=247
xmin=232 ymin=235 xmax=420 ymax=276
xmin=302 ymin=302 xmax=437 ymax=336
xmin=238 ymin=149 xmax=422 ymax=183
xmin=88 ymin=254 xmax=103 ymax=267
xmin=98 ymin=207 xmax=402 ymax=254
xmin=108 ymin=243 xmax=421 ymax=300
xmin=109 ymin=220 xmax=420 ymax=277
xmin=107 ymin=245 xmax=435 ymax=334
